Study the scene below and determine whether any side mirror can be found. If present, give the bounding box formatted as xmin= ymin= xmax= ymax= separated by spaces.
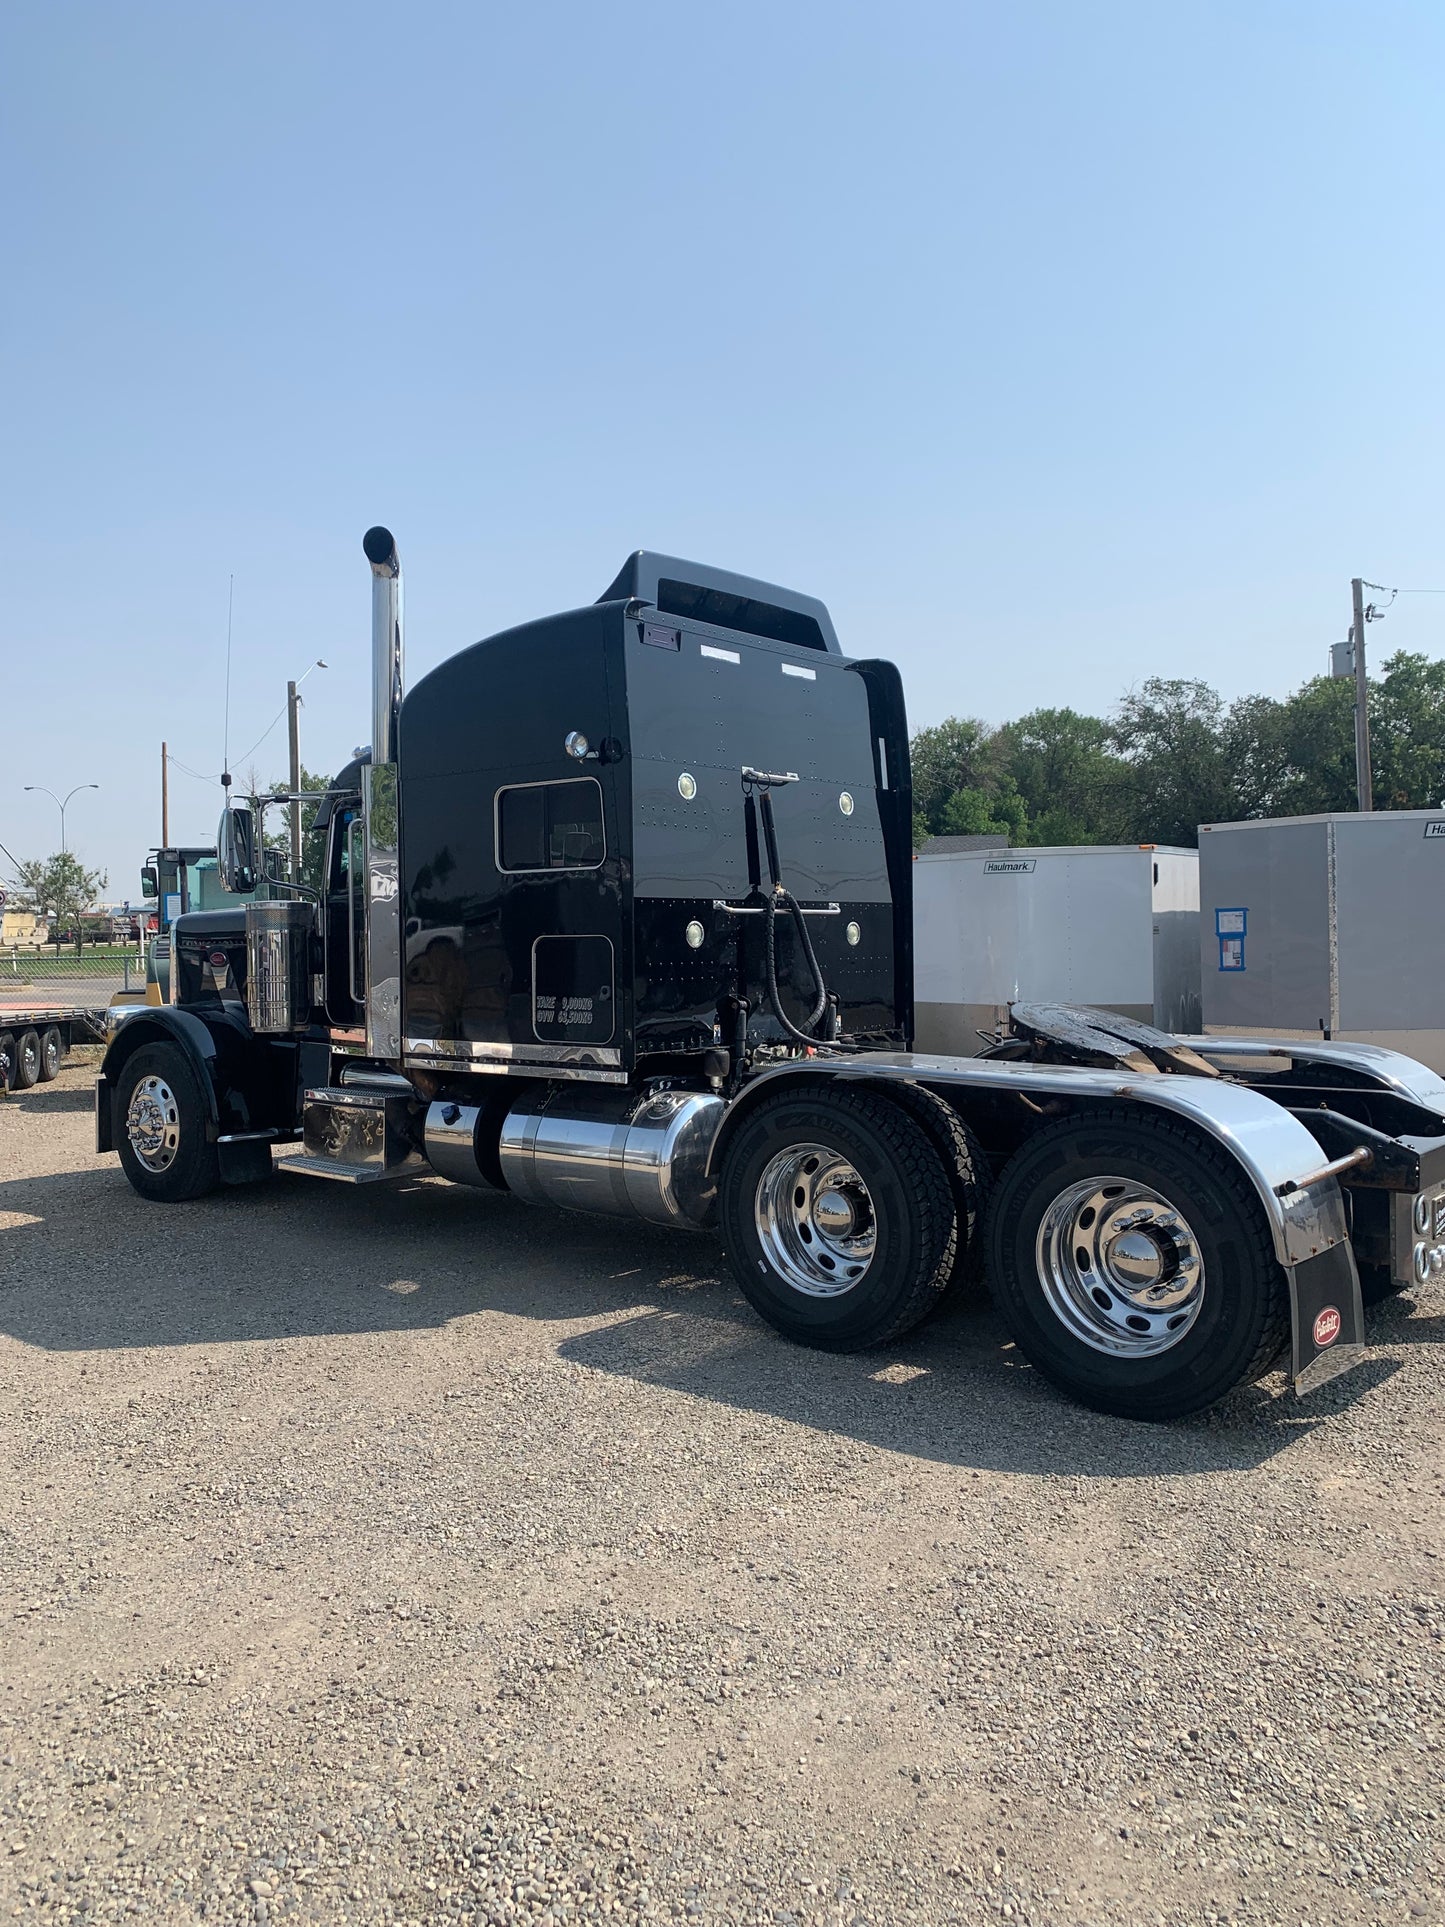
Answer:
xmin=140 ymin=866 xmax=158 ymax=900
xmin=217 ymin=804 xmax=258 ymax=895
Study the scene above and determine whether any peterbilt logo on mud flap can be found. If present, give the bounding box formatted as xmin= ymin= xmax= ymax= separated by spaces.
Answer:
xmin=1312 ymin=1306 xmax=1342 ymax=1349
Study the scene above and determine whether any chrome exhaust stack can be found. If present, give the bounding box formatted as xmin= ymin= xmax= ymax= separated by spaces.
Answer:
xmin=363 ymin=525 xmax=403 ymax=764
xmin=360 ymin=526 xmax=404 ymax=1060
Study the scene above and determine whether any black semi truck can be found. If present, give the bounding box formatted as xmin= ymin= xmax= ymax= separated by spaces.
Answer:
xmin=96 ymin=531 xmax=1445 ymax=1419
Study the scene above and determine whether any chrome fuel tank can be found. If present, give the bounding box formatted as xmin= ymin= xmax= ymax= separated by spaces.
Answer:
xmin=497 ymin=1085 xmax=724 ymax=1228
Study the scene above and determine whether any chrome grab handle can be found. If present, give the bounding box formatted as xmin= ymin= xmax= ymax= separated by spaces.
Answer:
xmin=712 ymin=899 xmax=841 ymax=917
xmin=346 ymin=816 xmax=364 ymax=1007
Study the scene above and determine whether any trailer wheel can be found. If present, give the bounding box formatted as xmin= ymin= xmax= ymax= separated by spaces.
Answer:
xmin=114 ymin=1044 xmax=220 ymax=1202
xmin=987 ymin=1107 xmax=1289 ymax=1421
xmin=0 ymin=1033 xmax=14 ymax=1093
xmin=719 ymin=1088 xmax=959 ymax=1350
xmin=13 ymin=1030 xmax=42 ymax=1091
xmin=37 ymin=1028 xmax=63 ymax=1082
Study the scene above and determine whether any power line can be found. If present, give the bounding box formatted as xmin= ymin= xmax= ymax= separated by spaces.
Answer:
xmin=167 ymin=689 xmax=299 ymax=791
xmin=229 ymin=701 xmax=292 ymax=772
xmin=165 ymin=753 xmax=221 ymax=785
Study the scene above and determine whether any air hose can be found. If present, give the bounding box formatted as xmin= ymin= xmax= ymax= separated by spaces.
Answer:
xmin=749 ymin=775 xmax=861 ymax=1053
xmin=764 ymin=886 xmax=832 ymax=1046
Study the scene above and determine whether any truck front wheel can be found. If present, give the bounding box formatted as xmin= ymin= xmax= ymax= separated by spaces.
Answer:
xmin=719 ymin=1088 xmax=959 ymax=1350
xmin=987 ymin=1108 xmax=1289 ymax=1421
xmin=114 ymin=1044 xmax=220 ymax=1202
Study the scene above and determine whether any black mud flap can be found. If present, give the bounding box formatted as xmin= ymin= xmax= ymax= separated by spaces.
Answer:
xmin=218 ymin=1137 xmax=274 ymax=1185
xmin=95 ymin=1076 xmax=113 ymax=1154
xmin=1289 ymin=1244 xmax=1367 ymax=1396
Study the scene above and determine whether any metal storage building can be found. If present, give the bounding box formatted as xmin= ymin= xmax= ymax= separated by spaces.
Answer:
xmin=913 ymin=844 xmax=1201 ymax=1054
xmin=1199 ymin=809 xmax=1445 ymax=1072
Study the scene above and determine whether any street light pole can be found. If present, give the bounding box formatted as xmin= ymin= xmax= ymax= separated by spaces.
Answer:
xmin=24 ymin=782 xmax=100 ymax=855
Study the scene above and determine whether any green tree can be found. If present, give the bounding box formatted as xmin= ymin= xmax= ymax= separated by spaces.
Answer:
xmin=993 ymin=706 xmax=1126 ymax=845
xmin=1222 ymin=650 xmax=1445 ymax=820
xmin=1110 ymin=678 xmax=1233 ymax=845
xmin=910 ymin=717 xmax=999 ymax=835
xmin=908 ymin=647 xmax=1445 ymax=853
xmin=14 ymin=851 xmax=108 ymax=952
xmin=939 ymin=784 xmax=1027 ymax=842
xmin=1372 ymin=650 xmax=1445 ymax=809
xmin=263 ymin=765 xmax=332 ymax=893
xmin=1224 ymin=680 xmax=1356 ymax=819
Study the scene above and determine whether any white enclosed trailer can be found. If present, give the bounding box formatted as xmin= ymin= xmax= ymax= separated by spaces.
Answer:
xmin=913 ymin=844 xmax=1201 ymax=1054
xmin=1199 ymin=809 xmax=1445 ymax=1073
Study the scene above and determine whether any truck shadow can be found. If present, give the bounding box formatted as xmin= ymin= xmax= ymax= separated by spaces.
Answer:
xmin=0 ymin=1162 xmax=1411 ymax=1479
xmin=2 ymin=1085 xmax=97 ymax=1116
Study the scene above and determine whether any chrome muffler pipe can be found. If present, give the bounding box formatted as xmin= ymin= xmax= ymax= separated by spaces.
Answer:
xmin=360 ymin=526 xmax=404 ymax=1060
xmin=363 ymin=525 xmax=403 ymax=764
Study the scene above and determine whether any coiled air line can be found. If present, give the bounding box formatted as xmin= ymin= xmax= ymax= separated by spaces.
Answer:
xmin=741 ymin=767 xmax=860 ymax=1054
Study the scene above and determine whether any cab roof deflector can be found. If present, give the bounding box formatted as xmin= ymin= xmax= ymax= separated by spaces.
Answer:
xmin=598 ymin=551 xmax=840 ymax=654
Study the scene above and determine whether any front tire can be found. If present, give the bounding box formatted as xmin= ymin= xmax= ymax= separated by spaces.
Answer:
xmin=719 ymin=1087 xmax=959 ymax=1350
xmin=987 ymin=1108 xmax=1289 ymax=1421
xmin=114 ymin=1044 xmax=220 ymax=1201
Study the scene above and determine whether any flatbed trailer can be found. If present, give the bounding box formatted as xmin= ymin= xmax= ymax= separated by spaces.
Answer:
xmin=0 ymin=1004 xmax=107 ymax=1090
xmin=92 ymin=530 xmax=1445 ymax=1421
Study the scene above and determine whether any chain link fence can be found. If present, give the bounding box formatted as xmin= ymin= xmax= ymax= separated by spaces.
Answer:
xmin=5 ymin=946 xmax=143 ymax=987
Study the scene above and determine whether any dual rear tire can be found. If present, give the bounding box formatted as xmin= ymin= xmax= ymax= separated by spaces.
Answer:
xmin=985 ymin=1109 xmax=1289 ymax=1420
xmin=719 ymin=1089 xmax=1288 ymax=1420
xmin=719 ymin=1088 xmax=969 ymax=1351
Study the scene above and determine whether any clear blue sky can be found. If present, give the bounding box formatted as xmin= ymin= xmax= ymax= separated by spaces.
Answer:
xmin=4 ymin=0 xmax=1443 ymax=898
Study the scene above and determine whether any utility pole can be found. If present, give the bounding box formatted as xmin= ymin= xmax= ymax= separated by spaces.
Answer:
xmin=1350 ymin=577 xmax=1374 ymax=813
xmin=287 ymin=682 xmax=302 ymax=883
xmin=161 ymin=741 xmax=170 ymax=845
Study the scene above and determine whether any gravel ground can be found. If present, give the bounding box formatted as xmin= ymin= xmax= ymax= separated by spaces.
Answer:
xmin=1 ymin=1059 xmax=1442 ymax=1927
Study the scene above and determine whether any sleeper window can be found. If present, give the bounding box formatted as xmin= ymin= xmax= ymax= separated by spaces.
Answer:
xmin=496 ymin=778 xmax=605 ymax=872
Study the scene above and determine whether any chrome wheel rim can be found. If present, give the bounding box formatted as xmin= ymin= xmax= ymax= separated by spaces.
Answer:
xmin=126 ymin=1074 xmax=181 ymax=1173
xmin=755 ymin=1142 xmax=876 ymax=1298
xmin=1035 ymin=1176 xmax=1205 ymax=1357
xmin=20 ymin=1038 xmax=38 ymax=1081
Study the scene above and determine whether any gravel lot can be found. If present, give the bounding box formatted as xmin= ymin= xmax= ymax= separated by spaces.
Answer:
xmin=1 ymin=1059 xmax=1442 ymax=1927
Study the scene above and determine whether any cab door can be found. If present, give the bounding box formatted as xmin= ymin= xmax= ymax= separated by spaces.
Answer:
xmin=322 ymin=802 xmax=366 ymax=1029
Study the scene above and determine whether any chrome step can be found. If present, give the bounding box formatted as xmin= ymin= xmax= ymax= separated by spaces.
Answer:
xmin=280 ymin=1153 xmax=416 ymax=1185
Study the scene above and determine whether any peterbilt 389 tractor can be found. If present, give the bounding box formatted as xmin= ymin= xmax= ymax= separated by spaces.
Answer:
xmin=97 ymin=530 xmax=1445 ymax=1420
